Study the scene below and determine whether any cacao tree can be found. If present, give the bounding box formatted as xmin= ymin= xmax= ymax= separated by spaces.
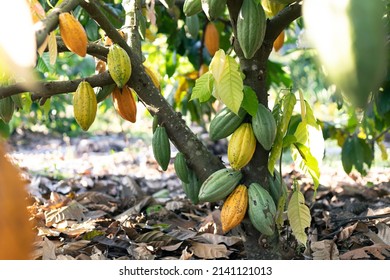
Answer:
xmin=0 ymin=0 xmax=389 ymax=259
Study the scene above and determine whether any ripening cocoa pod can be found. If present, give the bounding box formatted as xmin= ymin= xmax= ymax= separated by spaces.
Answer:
xmin=204 ymin=22 xmax=219 ymax=56
xmin=227 ymin=123 xmax=256 ymax=170
xmin=112 ymin=85 xmax=137 ymax=123
xmin=58 ymin=12 xmax=88 ymax=57
xmin=107 ymin=44 xmax=132 ymax=89
xmin=73 ymin=81 xmax=97 ymax=131
xmin=221 ymin=184 xmax=248 ymax=233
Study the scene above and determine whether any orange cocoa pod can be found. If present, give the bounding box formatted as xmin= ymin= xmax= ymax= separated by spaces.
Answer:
xmin=221 ymin=184 xmax=248 ymax=233
xmin=112 ymin=85 xmax=137 ymax=123
xmin=59 ymin=12 xmax=88 ymax=57
xmin=204 ymin=22 xmax=219 ymax=56
xmin=0 ymin=145 xmax=34 ymax=259
xmin=273 ymin=30 xmax=285 ymax=52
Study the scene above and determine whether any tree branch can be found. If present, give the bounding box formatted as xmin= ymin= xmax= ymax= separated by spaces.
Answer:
xmin=79 ymin=0 xmax=225 ymax=181
xmin=0 ymin=71 xmax=113 ymax=101
xmin=265 ymin=1 xmax=302 ymax=42
xmin=35 ymin=0 xmax=82 ymax=48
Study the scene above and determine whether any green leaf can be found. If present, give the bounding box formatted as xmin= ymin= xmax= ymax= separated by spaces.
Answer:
xmin=41 ymin=98 xmax=51 ymax=119
xmin=0 ymin=119 xmax=11 ymax=139
xmin=294 ymin=100 xmax=325 ymax=166
xmin=282 ymin=134 xmax=297 ymax=148
xmin=165 ymin=51 xmax=177 ymax=78
xmin=341 ymin=135 xmax=373 ymax=175
xmin=213 ymin=54 xmax=243 ymax=114
xmin=191 ymin=72 xmax=214 ymax=102
xmin=287 ymin=186 xmax=311 ymax=246
xmin=242 ymin=86 xmax=259 ymax=116
xmin=209 ymin=49 xmax=226 ymax=84
xmin=291 ymin=142 xmax=320 ymax=189
xmin=99 ymin=1 xmax=125 ymax=29
xmin=280 ymin=92 xmax=296 ymax=134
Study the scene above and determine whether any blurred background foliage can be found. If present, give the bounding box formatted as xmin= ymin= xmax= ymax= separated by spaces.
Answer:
xmin=0 ymin=0 xmax=389 ymax=175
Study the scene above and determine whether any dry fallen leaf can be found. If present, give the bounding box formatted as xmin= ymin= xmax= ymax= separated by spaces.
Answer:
xmin=192 ymin=233 xmax=242 ymax=246
xmin=338 ymin=222 xmax=358 ymax=241
xmin=340 ymin=244 xmax=390 ymax=260
xmin=190 ymin=242 xmax=232 ymax=259
xmin=311 ymin=240 xmax=340 ymax=260
xmin=179 ymin=246 xmax=193 ymax=260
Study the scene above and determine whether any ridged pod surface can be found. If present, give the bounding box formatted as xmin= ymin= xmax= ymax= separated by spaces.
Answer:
xmin=209 ymin=107 xmax=246 ymax=141
xmin=183 ymin=0 xmax=203 ymax=16
xmin=73 ymin=81 xmax=97 ymax=131
xmin=152 ymin=126 xmax=171 ymax=171
xmin=252 ymin=103 xmax=277 ymax=151
xmin=228 ymin=123 xmax=256 ymax=170
xmin=201 ymin=0 xmax=227 ymax=21
xmin=58 ymin=13 xmax=88 ymax=57
xmin=112 ymin=85 xmax=137 ymax=123
xmin=198 ymin=168 xmax=242 ymax=203
xmin=221 ymin=184 xmax=248 ymax=233
xmin=107 ymin=44 xmax=132 ymax=89
xmin=204 ymin=22 xmax=219 ymax=56
xmin=0 ymin=97 xmax=14 ymax=124
xmin=248 ymin=183 xmax=276 ymax=236
xmin=182 ymin=169 xmax=202 ymax=204
xmin=237 ymin=0 xmax=267 ymax=59
xmin=174 ymin=152 xmax=190 ymax=183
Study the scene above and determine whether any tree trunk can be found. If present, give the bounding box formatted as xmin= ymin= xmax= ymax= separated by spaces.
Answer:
xmin=226 ymin=0 xmax=302 ymax=259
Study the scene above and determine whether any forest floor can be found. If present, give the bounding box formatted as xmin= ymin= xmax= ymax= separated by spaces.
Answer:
xmin=6 ymin=127 xmax=390 ymax=260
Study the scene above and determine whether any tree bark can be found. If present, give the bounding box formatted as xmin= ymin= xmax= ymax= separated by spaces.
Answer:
xmin=227 ymin=0 xmax=302 ymax=259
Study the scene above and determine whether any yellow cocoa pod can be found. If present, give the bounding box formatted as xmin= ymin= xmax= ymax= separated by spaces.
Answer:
xmin=221 ymin=184 xmax=248 ymax=233
xmin=144 ymin=65 xmax=160 ymax=90
xmin=112 ymin=85 xmax=137 ymax=123
xmin=204 ymin=22 xmax=219 ymax=56
xmin=73 ymin=81 xmax=97 ymax=131
xmin=273 ymin=30 xmax=285 ymax=52
xmin=228 ymin=123 xmax=256 ymax=170
xmin=58 ymin=12 xmax=88 ymax=57
xmin=107 ymin=44 xmax=132 ymax=89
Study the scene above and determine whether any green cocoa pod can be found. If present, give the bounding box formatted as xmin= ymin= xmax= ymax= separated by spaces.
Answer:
xmin=303 ymin=0 xmax=387 ymax=109
xmin=0 ymin=97 xmax=15 ymax=124
xmin=268 ymin=169 xmax=286 ymax=206
xmin=198 ymin=168 xmax=243 ymax=203
xmin=152 ymin=115 xmax=158 ymax=133
xmin=182 ymin=169 xmax=202 ymax=204
xmin=237 ymin=0 xmax=267 ymax=59
xmin=174 ymin=152 xmax=190 ymax=183
xmin=201 ymin=0 xmax=227 ymax=21
xmin=252 ymin=103 xmax=277 ymax=151
xmin=186 ymin=15 xmax=200 ymax=39
xmin=248 ymin=182 xmax=276 ymax=236
xmin=96 ymin=84 xmax=116 ymax=103
xmin=209 ymin=107 xmax=246 ymax=141
xmin=152 ymin=126 xmax=171 ymax=171
xmin=184 ymin=0 xmax=203 ymax=16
